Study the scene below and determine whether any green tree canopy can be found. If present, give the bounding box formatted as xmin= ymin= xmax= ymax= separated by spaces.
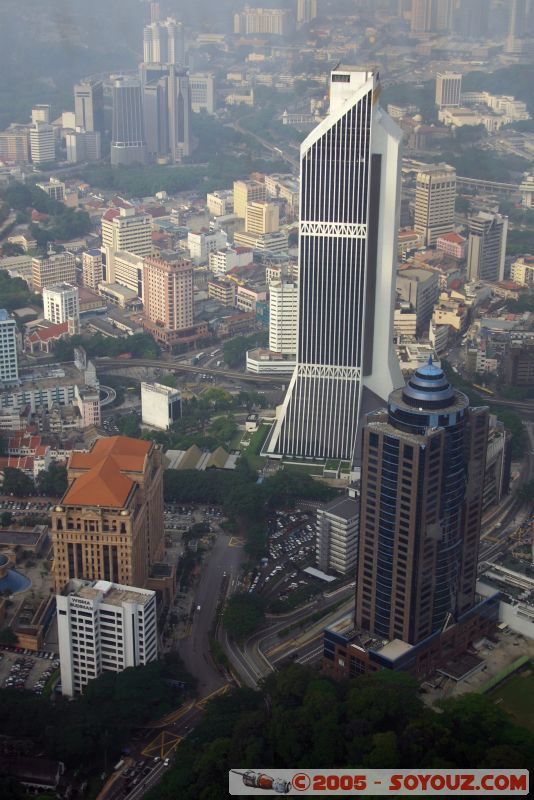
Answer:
xmin=222 ymin=593 xmax=265 ymax=639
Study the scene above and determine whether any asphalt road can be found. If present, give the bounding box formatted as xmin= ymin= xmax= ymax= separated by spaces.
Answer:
xmin=179 ymin=530 xmax=245 ymax=696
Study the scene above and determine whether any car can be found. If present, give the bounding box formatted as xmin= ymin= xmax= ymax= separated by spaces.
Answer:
xmin=164 ymin=758 xmax=170 ymax=766
xmin=153 ymin=756 xmax=160 ymax=763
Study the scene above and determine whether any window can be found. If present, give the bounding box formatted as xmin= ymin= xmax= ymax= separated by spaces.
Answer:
xmin=332 ymin=74 xmax=350 ymax=83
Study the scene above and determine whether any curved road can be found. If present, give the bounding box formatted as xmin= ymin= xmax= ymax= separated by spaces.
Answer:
xmin=94 ymin=357 xmax=286 ymax=386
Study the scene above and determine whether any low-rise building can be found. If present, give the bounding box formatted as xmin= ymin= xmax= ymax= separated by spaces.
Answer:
xmin=436 ymin=231 xmax=466 ymax=260
xmin=207 ymin=190 xmax=234 ymax=217
xmin=510 ymin=255 xmax=534 ymax=287
xmin=209 ymin=246 xmax=252 ymax=275
xmin=396 ymin=267 xmax=440 ymax=332
xmin=208 ymin=278 xmax=236 ymax=306
xmin=236 ymin=285 xmax=267 ymax=313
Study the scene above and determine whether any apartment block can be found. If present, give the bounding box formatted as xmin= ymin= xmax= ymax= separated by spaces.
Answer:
xmin=414 ymin=164 xmax=456 ymax=246
xmin=142 ymin=255 xmax=193 ymax=331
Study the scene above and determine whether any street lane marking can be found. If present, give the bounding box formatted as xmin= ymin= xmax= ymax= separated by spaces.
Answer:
xmin=228 ymin=536 xmax=245 ymax=548
xmin=142 ymin=731 xmax=183 ymax=759
xmin=195 ymin=683 xmax=230 ymax=708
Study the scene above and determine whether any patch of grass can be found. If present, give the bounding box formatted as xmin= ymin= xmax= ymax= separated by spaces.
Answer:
xmin=325 ymin=459 xmax=340 ymax=471
xmin=243 ymin=423 xmax=270 ymax=469
xmin=489 ymin=668 xmax=534 ymax=732
xmin=282 ymin=463 xmax=324 ymax=476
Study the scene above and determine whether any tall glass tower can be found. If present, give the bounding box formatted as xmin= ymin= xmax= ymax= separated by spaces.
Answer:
xmin=356 ymin=361 xmax=488 ymax=645
xmin=266 ymin=67 xmax=402 ymax=462
xmin=111 ymin=77 xmax=147 ymax=166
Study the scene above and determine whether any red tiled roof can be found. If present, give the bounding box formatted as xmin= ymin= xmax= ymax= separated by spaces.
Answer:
xmin=64 ymin=455 xmax=134 ymax=508
xmin=0 ymin=456 xmax=34 ymax=471
xmin=438 ymin=232 xmax=465 ymax=244
xmin=28 ymin=322 xmax=69 ymax=343
xmin=102 ymin=208 xmax=120 ymax=223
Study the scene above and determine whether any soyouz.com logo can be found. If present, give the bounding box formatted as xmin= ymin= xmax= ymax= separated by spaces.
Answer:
xmin=229 ymin=769 xmax=529 ymax=795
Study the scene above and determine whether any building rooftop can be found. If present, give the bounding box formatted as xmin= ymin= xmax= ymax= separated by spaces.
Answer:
xmin=322 ymin=494 xmax=359 ymax=520
xmin=74 ymin=579 xmax=154 ymax=606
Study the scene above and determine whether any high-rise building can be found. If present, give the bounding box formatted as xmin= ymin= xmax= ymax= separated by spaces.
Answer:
xmin=189 ymin=74 xmax=215 ymax=114
xmin=297 ymin=0 xmax=318 ymax=24
xmin=467 ymin=212 xmax=508 ymax=283
xmin=505 ymin=0 xmax=531 ymax=54
xmin=112 ymin=250 xmax=145 ymax=296
xmin=0 ymin=128 xmax=30 ymax=165
xmin=57 ymin=579 xmax=157 ymax=696
xmin=31 ymin=104 xmax=51 ymax=124
xmin=111 ymin=77 xmax=147 ymax=166
xmin=411 ymin=0 xmax=452 ymax=32
xmin=82 ymin=249 xmax=104 ymax=290
xmin=452 ymin=0 xmax=489 ymax=39
xmin=65 ymin=130 xmax=101 ymax=163
xmin=143 ymin=76 xmax=170 ymax=159
xmin=143 ymin=17 xmax=185 ymax=66
xmin=316 ymin=494 xmax=359 ymax=575
xmin=168 ymin=68 xmax=191 ymax=161
xmin=29 ymin=122 xmax=55 ymax=165
xmin=74 ymin=80 xmax=105 ymax=133
xmin=0 ymin=310 xmax=18 ymax=388
xmin=141 ymin=382 xmax=182 ymax=430
xmin=435 ymin=72 xmax=462 ymax=108
xmin=101 ymin=207 xmax=152 ymax=283
xmin=355 ymin=361 xmax=488 ymax=644
xmin=233 ymin=179 xmax=266 ymax=219
xmin=32 ymin=252 xmax=76 ymax=291
xmin=51 ymin=436 xmax=165 ymax=592
xmin=43 ymin=283 xmax=80 ymax=325
xmin=234 ymin=7 xmax=294 ymax=36
xmin=414 ymin=164 xmax=456 ymax=246
xmin=269 ymin=281 xmax=298 ymax=355
xmin=266 ymin=67 xmax=403 ymax=462
xmin=142 ymin=256 xmax=193 ymax=331
xmin=245 ymin=201 xmax=279 ymax=234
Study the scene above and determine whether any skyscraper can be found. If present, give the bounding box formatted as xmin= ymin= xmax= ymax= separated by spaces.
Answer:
xmin=111 ymin=77 xmax=147 ymax=166
xmin=266 ymin=67 xmax=403 ymax=462
xmin=143 ymin=75 xmax=170 ymax=159
xmin=411 ymin=0 xmax=452 ymax=32
xmin=29 ymin=122 xmax=55 ymax=165
xmin=101 ymin=207 xmax=152 ymax=283
xmin=0 ymin=310 xmax=18 ymax=388
xmin=269 ymin=281 xmax=298 ymax=355
xmin=297 ymin=0 xmax=318 ymax=24
xmin=168 ymin=68 xmax=192 ymax=161
xmin=467 ymin=212 xmax=508 ymax=283
xmin=452 ymin=0 xmax=489 ymax=39
xmin=414 ymin=164 xmax=456 ymax=246
xmin=143 ymin=17 xmax=185 ymax=66
xmin=74 ymin=80 xmax=105 ymax=133
xmin=355 ymin=361 xmax=488 ymax=644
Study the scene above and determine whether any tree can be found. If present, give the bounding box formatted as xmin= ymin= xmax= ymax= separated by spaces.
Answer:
xmin=36 ymin=463 xmax=68 ymax=497
xmin=118 ymin=413 xmax=141 ymax=438
xmin=222 ymin=593 xmax=265 ymax=639
xmin=0 ymin=628 xmax=18 ymax=645
xmin=0 ymin=511 xmax=13 ymax=526
xmin=1 ymin=467 xmax=34 ymax=497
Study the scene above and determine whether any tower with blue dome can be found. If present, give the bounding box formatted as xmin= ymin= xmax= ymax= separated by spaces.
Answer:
xmin=355 ymin=359 xmax=489 ymax=646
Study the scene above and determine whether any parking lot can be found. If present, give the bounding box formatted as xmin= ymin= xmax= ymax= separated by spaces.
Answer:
xmin=0 ymin=498 xmax=55 ymax=517
xmin=248 ymin=509 xmax=324 ymax=604
xmin=0 ymin=647 xmax=59 ymax=694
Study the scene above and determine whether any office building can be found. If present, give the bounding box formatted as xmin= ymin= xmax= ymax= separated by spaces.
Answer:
xmin=57 ymin=579 xmax=157 ymax=696
xmin=297 ymin=0 xmax=318 ymax=24
xmin=467 ymin=212 xmax=508 ymax=283
xmin=316 ymin=494 xmax=359 ymax=575
xmin=435 ymin=72 xmax=462 ymax=108
xmin=32 ymin=252 xmax=76 ymax=291
xmin=208 ymin=246 xmax=251 ymax=275
xmin=143 ymin=76 xmax=170 ymax=159
xmin=111 ymin=77 xmax=147 ymax=166
xmin=0 ymin=310 xmax=18 ymax=388
xmin=269 ymin=281 xmax=298 ymax=355
xmin=207 ymin=191 xmax=234 ymax=217
xmin=141 ymin=382 xmax=182 ymax=430
xmin=29 ymin=122 xmax=55 ymax=165
xmin=101 ymin=207 xmax=152 ymax=283
xmin=234 ymin=7 xmax=294 ymax=36
xmin=245 ymin=201 xmax=279 ymax=235
xmin=233 ymin=179 xmax=266 ymax=218
xmin=233 ymin=229 xmax=288 ymax=254
xmin=82 ymin=249 xmax=103 ymax=290
xmin=187 ymin=228 xmax=227 ymax=264
xmin=355 ymin=360 xmax=488 ymax=644
xmin=168 ymin=68 xmax=191 ymax=161
xmin=43 ymin=283 xmax=80 ymax=325
xmin=324 ymin=362 xmax=496 ymax=681
xmin=143 ymin=17 xmax=185 ymax=66
xmin=505 ymin=0 xmax=530 ymax=53
xmin=65 ymin=130 xmax=101 ymax=163
xmin=266 ymin=67 xmax=403 ymax=462
xmin=504 ymin=341 xmax=534 ymax=387
xmin=0 ymin=128 xmax=30 ymax=165
xmin=112 ymin=250 xmax=145 ymax=296
xmin=51 ymin=436 xmax=165 ymax=592
xmin=190 ymin=74 xmax=215 ymax=114
xmin=142 ymin=256 xmax=193 ymax=331
xmin=396 ymin=268 xmax=440 ymax=332
xmin=414 ymin=164 xmax=456 ymax=247
xmin=74 ymin=80 xmax=104 ymax=133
